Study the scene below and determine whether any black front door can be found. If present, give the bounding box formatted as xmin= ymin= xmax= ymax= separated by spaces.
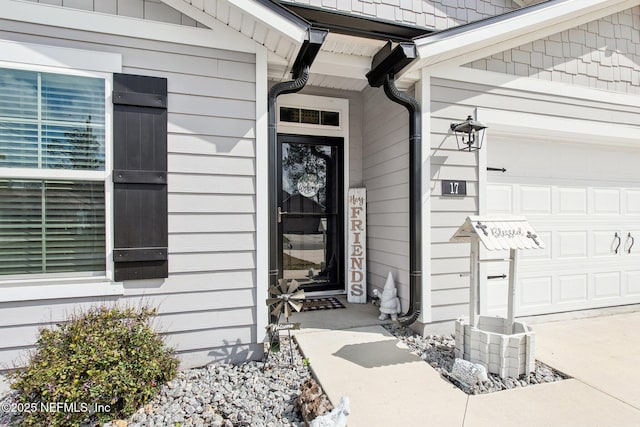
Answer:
xmin=278 ymin=134 xmax=344 ymax=292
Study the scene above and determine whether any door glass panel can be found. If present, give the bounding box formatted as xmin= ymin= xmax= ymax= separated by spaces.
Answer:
xmin=282 ymin=143 xmax=335 ymax=214
xmin=280 ymin=139 xmax=342 ymax=291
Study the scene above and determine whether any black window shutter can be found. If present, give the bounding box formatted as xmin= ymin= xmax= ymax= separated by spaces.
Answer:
xmin=112 ymin=73 xmax=168 ymax=281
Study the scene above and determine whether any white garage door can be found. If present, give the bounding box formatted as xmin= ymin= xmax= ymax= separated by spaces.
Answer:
xmin=485 ymin=137 xmax=640 ymax=317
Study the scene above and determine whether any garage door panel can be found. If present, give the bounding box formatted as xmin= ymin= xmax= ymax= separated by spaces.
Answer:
xmin=623 ymin=190 xmax=640 ymax=214
xmin=592 ymin=272 xmax=621 ymax=299
xmin=558 ymin=274 xmax=588 ymax=304
xmin=520 ymin=230 xmax=551 ymax=259
xmin=519 ymin=276 xmax=552 ymax=308
xmin=624 ymin=271 xmax=640 ymax=296
xmin=591 ymin=188 xmax=620 ymax=215
xmin=557 ymin=231 xmax=588 ymax=258
xmin=520 ymin=185 xmax=551 ymax=215
xmin=592 ymin=230 xmax=621 ymax=257
xmin=557 ymin=187 xmax=587 ymax=215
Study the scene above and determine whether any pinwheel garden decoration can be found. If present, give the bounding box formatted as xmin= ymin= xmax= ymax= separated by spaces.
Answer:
xmin=264 ymin=278 xmax=305 ymax=365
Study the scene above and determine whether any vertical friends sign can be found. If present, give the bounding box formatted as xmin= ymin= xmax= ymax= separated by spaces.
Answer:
xmin=347 ymin=188 xmax=366 ymax=303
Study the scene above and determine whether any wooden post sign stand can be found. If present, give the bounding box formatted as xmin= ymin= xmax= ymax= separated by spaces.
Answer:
xmin=450 ymin=216 xmax=545 ymax=379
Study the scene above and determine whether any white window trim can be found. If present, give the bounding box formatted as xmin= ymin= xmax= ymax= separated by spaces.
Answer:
xmin=0 ymin=40 xmax=123 ymax=301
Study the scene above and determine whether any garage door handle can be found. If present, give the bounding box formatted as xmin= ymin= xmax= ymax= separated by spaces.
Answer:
xmin=627 ymin=233 xmax=635 ymax=254
xmin=614 ymin=232 xmax=621 ymax=254
xmin=487 ymin=274 xmax=507 ymax=280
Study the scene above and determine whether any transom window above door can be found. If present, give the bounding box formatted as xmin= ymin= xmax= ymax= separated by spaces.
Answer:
xmin=279 ymin=106 xmax=340 ymax=127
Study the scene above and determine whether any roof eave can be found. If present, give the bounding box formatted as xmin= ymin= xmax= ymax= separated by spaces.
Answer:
xmin=161 ymin=0 xmax=309 ymax=49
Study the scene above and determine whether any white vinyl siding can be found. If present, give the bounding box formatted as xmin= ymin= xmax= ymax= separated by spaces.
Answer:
xmin=362 ymin=85 xmax=411 ymax=312
xmin=0 ymin=17 xmax=259 ymax=369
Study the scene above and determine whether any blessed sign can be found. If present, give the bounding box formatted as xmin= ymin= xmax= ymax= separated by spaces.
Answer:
xmin=450 ymin=216 xmax=545 ymax=251
xmin=348 ymin=188 xmax=366 ymax=303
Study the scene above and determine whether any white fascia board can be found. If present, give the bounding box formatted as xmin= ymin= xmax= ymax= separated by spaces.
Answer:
xmin=412 ymin=0 xmax=640 ymax=71
xmin=1 ymin=0 xmax=256 ymax=53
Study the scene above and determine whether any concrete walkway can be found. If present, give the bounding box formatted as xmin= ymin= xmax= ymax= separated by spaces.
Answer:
xmin=294 ymin=311 xmax=640 ymax=427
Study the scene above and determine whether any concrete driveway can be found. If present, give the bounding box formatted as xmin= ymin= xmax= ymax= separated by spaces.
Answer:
xmin=534 ymin=311 xmax=640 ymax=411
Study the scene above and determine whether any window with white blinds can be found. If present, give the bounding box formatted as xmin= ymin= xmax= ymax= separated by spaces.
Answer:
xmin=0 ymin=68 xmax=106 ymax=277
xmin=0 ymin=68 xmax=105 ymax=169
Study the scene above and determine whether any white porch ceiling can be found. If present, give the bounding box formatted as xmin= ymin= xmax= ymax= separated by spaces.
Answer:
xmin=270 ymin=33 xmax=387 ymax=92
xmin=161 ymin=1 xmax=402 ymax=91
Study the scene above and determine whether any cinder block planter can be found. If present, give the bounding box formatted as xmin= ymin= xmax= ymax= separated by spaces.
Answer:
xmin=454 ymin=316 xmax=535 ymax=379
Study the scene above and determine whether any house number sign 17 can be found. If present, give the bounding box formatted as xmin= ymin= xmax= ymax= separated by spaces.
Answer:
xmin=442 ymin=180 xmax=467 ymax=196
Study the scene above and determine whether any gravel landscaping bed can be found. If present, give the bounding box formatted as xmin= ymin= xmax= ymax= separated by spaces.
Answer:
xmin=384 ymin=324 xmax=569 ymax=395
xmin=1 ymin=324 xmax=570 ymax=426
xmin=0 ymin=337 xmax=313 ymax=427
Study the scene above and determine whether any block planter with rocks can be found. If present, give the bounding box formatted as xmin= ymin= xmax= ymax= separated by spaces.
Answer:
xmin=455 ymin=316 xmax=535 ymax=379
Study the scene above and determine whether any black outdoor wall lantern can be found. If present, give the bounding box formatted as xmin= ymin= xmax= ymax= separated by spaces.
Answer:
xmin=450 ymin=115 xmax=488 ymax=151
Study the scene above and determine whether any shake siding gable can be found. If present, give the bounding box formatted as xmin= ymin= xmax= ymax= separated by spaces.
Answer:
xmin=465 ymin=6 xmax=640 ymax=94
xmin=0 ymin=15 xmax=261 ymax=369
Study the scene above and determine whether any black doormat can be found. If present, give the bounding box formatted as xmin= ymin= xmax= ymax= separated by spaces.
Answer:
xmin=301 ymin=297 xmax=345 ymax=312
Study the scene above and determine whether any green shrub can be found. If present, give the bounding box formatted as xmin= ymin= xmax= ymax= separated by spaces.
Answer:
xmin=8 ymin=305 xmax=178 ymax=426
